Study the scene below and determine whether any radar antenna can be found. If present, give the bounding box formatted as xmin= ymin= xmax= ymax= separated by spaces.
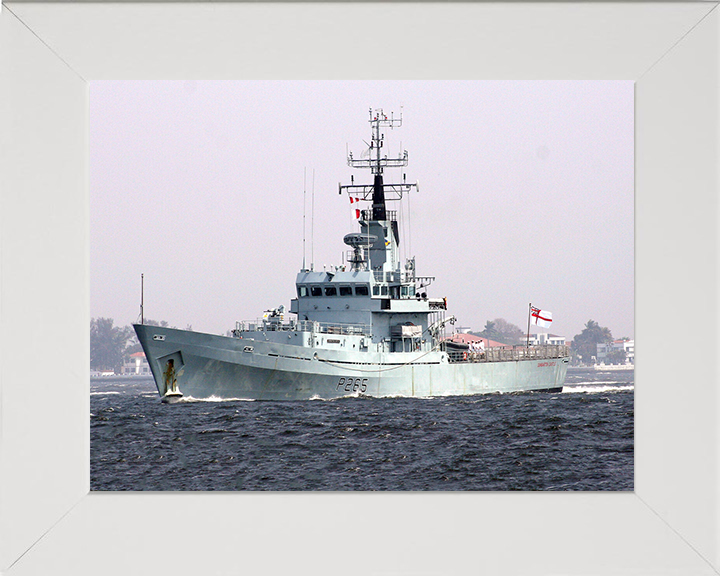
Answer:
xmin=343 ymin=233 xmax=377 ymax=271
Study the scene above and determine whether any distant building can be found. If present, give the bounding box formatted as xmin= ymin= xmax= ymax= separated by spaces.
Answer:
xmin=122 ymin=351 xmax=150 ymax=375
xmin=526 ymin=333 xmax=567 ymax=346
xmin=446 ymin=332 xmax=509 ymax=348
xmin=454 ymin=326 xmax=474 ymax=334
xmin=596 ymin=339 xmax=634 ymax=365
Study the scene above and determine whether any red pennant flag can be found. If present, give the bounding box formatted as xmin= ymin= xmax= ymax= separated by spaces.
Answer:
xmin=355 ymin=209 xmax=361 ymax=219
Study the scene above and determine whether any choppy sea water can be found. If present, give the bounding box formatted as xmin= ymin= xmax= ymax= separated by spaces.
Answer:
xmin=91 ymin=368 xmax=633 ymax=491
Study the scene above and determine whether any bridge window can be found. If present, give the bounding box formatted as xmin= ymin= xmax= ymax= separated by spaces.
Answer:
xmin=298 ymin=285 xmax=308 ymax=298
xmin=372 ymin=285 xmax=379 ymax=296
xmin=324 ymin=286 xmax=337 ymax=296
xmin=310 ymin=286 xmax=322 ymax=297
xmin=380 ymin=285 xmax=388 ymax=296
xmin=355 ymin=285 xmax=369 ymax=296
xmin=339 ymin=286 xmax=352 ymax=296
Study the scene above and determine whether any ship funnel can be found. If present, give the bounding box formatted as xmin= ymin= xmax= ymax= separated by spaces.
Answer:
xmin=372 ymin=174 xmax=387 ymax=221
xmin=344 ymin=233 xmax=377 ymax=271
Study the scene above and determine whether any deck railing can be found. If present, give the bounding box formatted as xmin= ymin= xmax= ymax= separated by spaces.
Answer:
xmin=446 ymin=344 xmax=570 ymax=364
xmin=359 ymin=209 xmax=397 ymax=222
xmin=299 ymin=320 xmax=372 ymax=337
xmin=236 ymin=319 xmax=372 ymax=337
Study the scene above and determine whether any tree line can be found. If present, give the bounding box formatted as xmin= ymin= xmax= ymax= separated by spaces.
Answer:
xmin=90 ymin=317 xmax=181 ymax=372
xmin=570 ymin=319 xmax=629 ymax=365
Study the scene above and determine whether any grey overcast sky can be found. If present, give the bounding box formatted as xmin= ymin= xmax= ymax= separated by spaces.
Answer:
xmin=90 ymin=80 xmax=634 ymax=341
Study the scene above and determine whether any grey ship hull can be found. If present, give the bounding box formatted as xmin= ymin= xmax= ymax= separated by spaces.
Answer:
xmin=135 ymin=324 xmax=569 ymax=401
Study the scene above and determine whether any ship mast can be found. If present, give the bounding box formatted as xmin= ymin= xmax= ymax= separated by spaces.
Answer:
xmin=339 ymin=108 xmax=421 ymax=279
xmin=339 ymin=108 xmax=417 ymax=211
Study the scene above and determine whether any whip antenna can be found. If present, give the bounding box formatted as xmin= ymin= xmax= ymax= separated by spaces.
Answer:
xmin=303 ymin=168 xmax=307 ymax=270
xmin=311 ymin=169 xmax=315 ymax=271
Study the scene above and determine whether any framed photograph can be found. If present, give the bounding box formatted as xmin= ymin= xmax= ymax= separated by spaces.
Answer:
xmin=1 ymin=2 xmax=717 ymax=575
xmin=88 ymin=79 xmax=635 ymax=493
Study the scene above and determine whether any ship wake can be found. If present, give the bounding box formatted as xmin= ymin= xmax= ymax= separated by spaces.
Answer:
xmin=174 ymin=395 xmax=256 ymax=403
xmin=563 ymin=384 xmax=634 ymax=394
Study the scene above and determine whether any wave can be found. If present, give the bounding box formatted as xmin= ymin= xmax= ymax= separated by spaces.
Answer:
xmin=566 ymin=380 xmax=631 ymax=386
xmin=563 ymin=385 xmax=634 ymax=394
xmin=176 ymin=395 xmax=255 ymax=403
xmin=90 ymin=391 xmax=120 ymax=396
xmin=313 ymin=392 xmax=441 ymax=401
xmin=310 ymin=392 xmax=370 ymax=401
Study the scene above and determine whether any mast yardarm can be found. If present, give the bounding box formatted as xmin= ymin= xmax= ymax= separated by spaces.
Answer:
xmin=339 ymin=108 xmax=418 ymax=218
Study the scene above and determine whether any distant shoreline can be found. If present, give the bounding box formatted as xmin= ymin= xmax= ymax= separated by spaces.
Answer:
xmin=91 ymin=375 xmax=155 ymax=383
xmin=568 ymin=365 xmax=634 ymax=373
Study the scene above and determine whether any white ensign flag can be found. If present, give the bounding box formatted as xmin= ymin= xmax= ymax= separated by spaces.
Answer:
xmin=531 ymin=306 xmax=553 ymax=328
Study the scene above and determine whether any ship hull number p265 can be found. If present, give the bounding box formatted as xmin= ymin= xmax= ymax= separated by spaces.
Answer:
xmin=337 ymin=377 xmax=368 ymax=393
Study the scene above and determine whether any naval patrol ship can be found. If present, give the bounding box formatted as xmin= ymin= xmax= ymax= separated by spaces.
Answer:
xmin=134 ymin=109 xmax=570 ymax=402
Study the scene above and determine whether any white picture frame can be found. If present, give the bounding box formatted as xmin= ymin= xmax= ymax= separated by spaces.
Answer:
xmin=1 ymin=2 xmax=718 ymax=575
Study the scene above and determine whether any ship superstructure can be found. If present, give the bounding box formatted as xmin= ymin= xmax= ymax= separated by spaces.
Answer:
xmin=134 ymin=109 xmax=570 ymax=401
xmin=291 ymin=109 xmax=444 ymax=354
